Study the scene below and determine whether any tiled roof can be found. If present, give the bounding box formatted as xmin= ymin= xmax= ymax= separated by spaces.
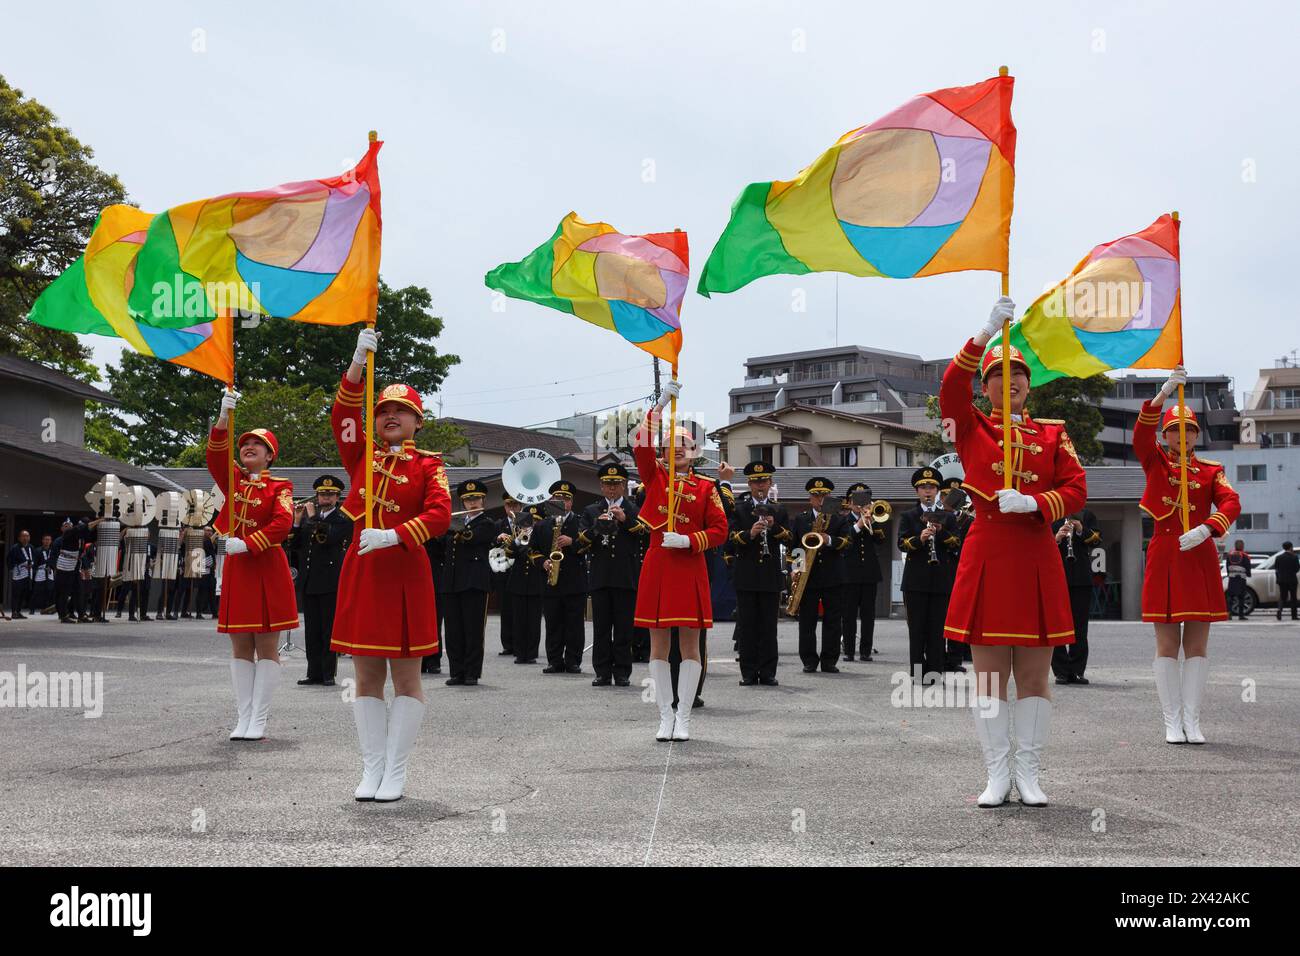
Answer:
xmin=0 ymin=354 xmax=115 ymax=405
xmin=710 ymin=401 xmax=929 ymax=438
xmin=441 ymin=417 xmax=581 ymax=458
xmin=0 ymin=423 xmax=181 ymax=490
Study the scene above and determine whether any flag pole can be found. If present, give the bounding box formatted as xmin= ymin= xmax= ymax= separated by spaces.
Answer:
xmin=999 ymin=65 xmax=1012 ymax=490
xmin=1173 ymin=210 xmax=1189 ymax=533
xmin=667 ymin=364 xmax=679 ymax=532
xmin=364 ymin=130 xmax=379 ymax=531
xmin=226 ymin=313 xmax=236 ymax=538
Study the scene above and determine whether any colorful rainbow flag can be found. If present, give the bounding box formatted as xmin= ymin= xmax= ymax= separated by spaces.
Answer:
xmin=698 ymin=74 xmax=1015 ymax=295
xmin=485 ymin=213 xmax=687 ymax=366
xmin=29 ymin=205 xmax=235 ymax=383
xmin=994 ymin=214 xmax=1182 ymax=385
xmin=30 ymin=138 xmax=382 ymax=372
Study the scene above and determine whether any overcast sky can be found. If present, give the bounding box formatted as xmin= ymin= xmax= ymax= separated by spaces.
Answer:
xmin=4 ymin=0 xmax=1295 ymax=439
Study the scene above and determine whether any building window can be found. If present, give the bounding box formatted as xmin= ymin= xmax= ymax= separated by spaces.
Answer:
xmin=1236 ymin=464 xmax=1267 ymax=482
xmin=1262 ymin=432 xmax=1300 ymax=448
xmin=837 ymin=447 xmax=858 ymax=467
xmin=846 ymin=390 xmax=879 ymax=403
xmin=1278 ymin=388 xmax=1300 ymax=410
xmin=1236 ymin=513 xmax=1269 ymax=531
xmin=895 ymin=446 xmax=913 ymax=467
xmin=738 ymin=400 xmax=774 ymax=413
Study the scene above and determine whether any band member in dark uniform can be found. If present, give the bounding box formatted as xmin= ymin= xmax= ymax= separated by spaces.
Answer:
xmin=420 ymin=533 xmax=447 ymax=675
xmin=630 ymin=481 xmax=651 ymax=663
xmin=789 ymin=477 xmax=851 ymax=674
xmin=538 ymin=480 xmax=586 ymax=674
xmin=503 ymin=504 xmax=545 ymax=663
xmin=33 ymin=534 xmax=55 ymax=614
xmin=1276 ymin=542 xmax=1299 ymax=621
xmin=729 ymin=461 xmax=791 ymax=685
xmin=580 ymin=463 xmax=642 ymax=687
xmin=53 ymin=517 xmax=95 ymax=623
xmin=292 ymin=475 xmax=352 ymax=687
xmin=840 ymin=482 xmax=886 ymax=662
xmin=494 ymin=492 xmax=522 ymax=656
xmin=1051 ymin=511 xmax=1100 ymax=685
xmin=942 ymin=484 xmax=974 ymax=671
xmin=442 ymin=479 xmax=496 ymax=686
xmin=897 ymin=467 xmax=960 ymax=682
xmin=7 ymin=530 xmax=34 ymax=620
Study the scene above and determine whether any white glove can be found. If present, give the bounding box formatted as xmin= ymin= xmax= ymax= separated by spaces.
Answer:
xmin=357 ymin=527 xmax=399 ymax=555
xmin=1179 ymin=524 xmax=1212 ymax=551
xmin=1159 ymin=365 xmax=1188 ymax=399
xmin=352 ymin=327 xmax=379 ymax=365
xmin=661 ymin=531 xmax=691 ymax=549
xmin=223 ymin=537 xmax=248 ymax=555
xmin=219 ymin=391 xmax=240 ymax=415
xmin=996 ymin=488 xmax=1038 ymax=514
xmin=655 ymin=380 xmax=682 ymax=410
xmin=980 ymin=296 xmax=1017 ymax=339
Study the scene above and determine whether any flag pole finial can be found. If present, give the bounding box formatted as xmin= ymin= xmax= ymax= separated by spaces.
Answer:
xmin=998 ymin=65 xmax=1009 ymax=76
xmin=1171 ymin=210 xmax=1179 ymax=220
xmin=368 ymin=130 xmax=378 ymax=143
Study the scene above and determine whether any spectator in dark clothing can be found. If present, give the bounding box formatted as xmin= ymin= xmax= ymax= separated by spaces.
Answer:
xmin=1276 ymin=542 xmax=1299 ymax=621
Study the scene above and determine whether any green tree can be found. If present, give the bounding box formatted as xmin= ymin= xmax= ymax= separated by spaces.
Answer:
xmin=84 ymin=401 xmax=130 ymax=459
xmin=0 ymin=74 xmax=127 ymax=375
xmin=912 ymin=394 xmax=950 ymax=462
xmin=103 ymin=280 xmax=462 ymax=465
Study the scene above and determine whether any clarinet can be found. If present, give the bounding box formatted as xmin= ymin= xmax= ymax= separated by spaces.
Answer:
xmin=1066 ymin=524 xmax=1076 ymax=561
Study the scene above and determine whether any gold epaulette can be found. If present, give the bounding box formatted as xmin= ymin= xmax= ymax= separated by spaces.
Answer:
xmin=1198 ymin=458 xmax=1221 ymax=466
xmin=414 ymin=448 xmax=443 ymax=458
xmin=1033 ymin=418 xmax=1065 ymax=425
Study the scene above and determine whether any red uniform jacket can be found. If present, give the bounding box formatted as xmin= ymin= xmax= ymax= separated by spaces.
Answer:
xmin=939 ymin=339 xmax=1088 ymax=646
xmin=206 ymin=426 xmax=298 ymax=633
xmin=1134 ymin=400 xmax=1240 ymax=539
xmin=1134 ymin=398 xmax=1241 ymax=623
xmin=630 ymin=413 xmax=728 ymax=629
xmin=329 ymin=374 xmax=453 ymax=657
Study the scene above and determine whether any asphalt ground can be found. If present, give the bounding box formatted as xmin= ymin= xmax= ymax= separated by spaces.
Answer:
xmin=1 ymin=612 xmax=1296 ymax=866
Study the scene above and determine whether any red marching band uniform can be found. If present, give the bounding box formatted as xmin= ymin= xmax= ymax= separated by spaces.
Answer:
xmin=330 ymin=375 xmax=452 ymax=657
xmin=631 ymin=414 xmax=729 ymax=630
xmin=1135 ymin=401 xmax=1240 ymax=623
xmin=206 ymin=426 xmax=298 ymax=634
xmin=941 ymin=340 xmax=1089 ymax=646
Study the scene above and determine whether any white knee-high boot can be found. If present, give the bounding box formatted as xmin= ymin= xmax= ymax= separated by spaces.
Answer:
xmin=229 ymin=658 xmax=255 ymax=740
xmin=243 ymin=658 xmax=282 ymax=741
xmin=1153 ymin=657 xmax=1186 ymax=743
xmin=673 ymin=659 xmax=702 ymax=741
xmin=375 ymin=696 xmax=424 ymax=802
xmin=648 ymin=659 xmax=675 ymax=742
xmin=1012 ymin=696 xmax=1052 ymax=807
xmin=1181 ymin=656 xmax=1209 ymax=744
xmin=972 ymin=697 xmax=1011 ymax=807
xmin=352 ymin=696 xmax=388 ymax=801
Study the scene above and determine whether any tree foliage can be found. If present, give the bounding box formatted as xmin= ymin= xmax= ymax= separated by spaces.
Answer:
xmin=0 ymin=74 xmax=127 ymax=377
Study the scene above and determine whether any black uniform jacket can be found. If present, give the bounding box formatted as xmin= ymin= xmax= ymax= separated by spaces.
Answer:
xmin=580 ymin=497 xmax=642 ymax=590
xmin=1052 ymin=509 xmax=1101 ymax=589
xmin=789 ymin=508 xmax=852 ymax=590
xmin=442 ymin=511 xmax=497 ymax=593
xmin=293 ymin=506 xmax=352 ymax=595
xmin=533 ymin=510 xmax=586 ymax=597
xmin=728 ymin=494 xmax=791 ymax=592
xmin=897 ymin=504 xmax=960 ymax=593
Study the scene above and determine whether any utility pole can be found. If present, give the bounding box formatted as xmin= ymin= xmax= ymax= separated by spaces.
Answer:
xmin=652 ymin=357 xmax=662 ymax=446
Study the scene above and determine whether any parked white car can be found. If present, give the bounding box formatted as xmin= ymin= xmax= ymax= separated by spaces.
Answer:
xmin=1221 ymin=550 xmax=1286 ymax=615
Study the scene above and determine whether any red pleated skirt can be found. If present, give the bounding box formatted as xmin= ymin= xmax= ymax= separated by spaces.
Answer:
xmin=218 ymin=547 xmax=298 ymax=634
xmin=944 ymin=508 xmax=1075 ymax=647
xmin=634 ymin=535 xmax=713 ymax=629
xmin=1142 ymin=532 xmax=1228 ymax=623
xmin=331 ymin=539 xmax=440 ymax=657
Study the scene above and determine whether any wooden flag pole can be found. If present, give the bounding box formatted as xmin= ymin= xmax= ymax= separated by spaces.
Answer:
xmin=1173 ymin=210 xmax=1189 ymax=533
xmin=998 ymin=66 xmax=1012 ymax=490
xmin=667 ymin=365 xmax=679 ymax=532
xmin=364 ymin=130 xmax=379 ymax=531
xmin=226 ymin=313 xmax=236 ymax=539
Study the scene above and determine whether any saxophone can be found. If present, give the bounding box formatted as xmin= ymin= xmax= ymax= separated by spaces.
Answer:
xmin=785 ymin=509 xmax=830 ymax=615
xmin=546 ymin=514 xmax=565 ymax=587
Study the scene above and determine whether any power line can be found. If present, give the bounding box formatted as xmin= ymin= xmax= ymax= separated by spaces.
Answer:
xmin=437 ymin=363 xmax=647 ymax=399
xmin=444 ymin=384 xmax=649 ymax=411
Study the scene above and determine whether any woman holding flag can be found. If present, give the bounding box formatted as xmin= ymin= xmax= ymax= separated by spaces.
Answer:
xmin=1134 ymin=366 xmax=1240 ymax=745
xmin=207 ymin=393 xmax=298 ymax=741
xmin=941 ymin=297 xmax=1088 ymax=808
xmin=632 ymin=380 xmax=729 ymax=743
xmin=332 ymin=328 xmax=452 ymax=802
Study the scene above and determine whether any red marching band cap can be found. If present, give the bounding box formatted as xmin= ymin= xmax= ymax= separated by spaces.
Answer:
xmin=1161 ymin=403 xmax=1199 ymax=432
xmin=236 ymin=427 xmax=279 ymax=459
xmin=376 ymin=383 xmax=424 ymax=419
xmin=980 ymin=343 xmax=1031 ymax=379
